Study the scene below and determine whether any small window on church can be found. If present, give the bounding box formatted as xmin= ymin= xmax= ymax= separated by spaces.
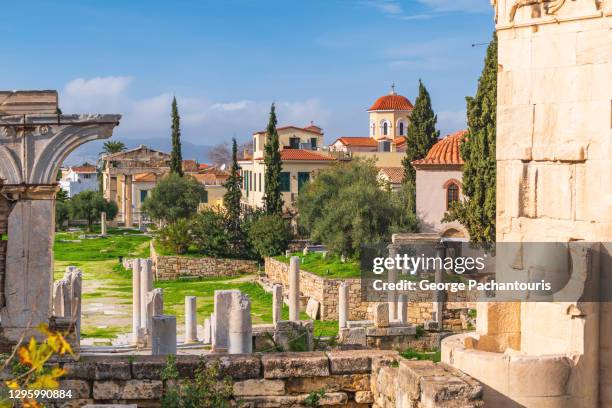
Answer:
xmin=383 ymin=122 xmax=388 ymax=136
xmin=447 ymin=183 xmax=459 ymax=209
xmin=399 ymin=122 xmax=404 ymax=136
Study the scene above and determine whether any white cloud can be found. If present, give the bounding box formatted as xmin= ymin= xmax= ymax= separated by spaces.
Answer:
xmin=60 ymin=76 xmax=330 ymax=145
xmin=360 ymin=0 xmax=403 ymax=14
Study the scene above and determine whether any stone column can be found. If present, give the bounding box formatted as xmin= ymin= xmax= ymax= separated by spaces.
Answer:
xmin=146 ymin=288 xmax=164 ymax=347
xmin=387 ymin=244 xmax=398 ymax=322
xmin=203 ymin=317 xmax=212 ymax=345
xmin=140 ymin=259 xmax=153 ymax=328
xmin=228 ymin=291 xmax=252 ymax=354
xmin=338 ymin=282 xmax=349 ymax=329
xmin=184 ymin=296 xmax=197 ymax=343
xmin=289 ymin=256 xmax=300 ymax=322
xmin=52 ymin=280 xmax=66 ymax=317
xmin=212 ymin=290 xmax=236 ymax=352
xmin=397 ymin=294 xmax=408 ymax=325
xmin=123 ymin=174 xmax=133 ymax=227
xmin=151 ymin=315 xmax=177 ymax=355
xmin=272 ymin=284 xmax=283 ymax=325
xmin=100 ymin=212 xmax=107 ymax=236
xmin=432 ymin=242 xmax=446 ymax=327
xmin=67 ymin=269 xmax=82 ymax=344
xmin=132 ymin=259 xmax=142 ymax=345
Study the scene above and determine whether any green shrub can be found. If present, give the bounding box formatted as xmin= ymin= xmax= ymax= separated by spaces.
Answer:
xmin=142 ymin=173 xmax=207 ymax=224
xmin=246 ymin=213 xmax=291 ymax=258
xmin=158 ymin=219 xmax=192 ymax=255
xmin=191 ymin=210 xmax=230 ymax=257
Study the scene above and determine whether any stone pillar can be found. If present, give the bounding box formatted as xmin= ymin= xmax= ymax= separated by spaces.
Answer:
xmin=122 ymin=174 xmax=133 ymax=227
xmin=203 ymin=317 xmax=212 ymax=345
xmin=272 ymin=284 xmax=283 ymax=325
xmin=140 ymin=259 xmax=153 ymax=329
xmin=131 ymin=259 xmax=142 ymax=345
xmin=338 ymin=282 xmax=349 ymax=329
xmin=0 ymin=98 xmax=119 ymax=344
xmin=213 ymin=290 xmax=236 ymax=352
xmin=228 ymin=291 xmax=252 ymax=354
xmin=151 ymin=315 xmax=177 ymax=356
xmin=184 ymin=296 xmax=197 ymax=343
xmin=289 ymin=256 xmax=300 ymax=322
xmin=397 ymin=294 xmax=408 ymax=324
xmin=68 ymin=269 xmax=82 ymax=343
xmin=432 ymin=242 xmax=446 ymax=327
xmin=52 ymin=280 xmax=66 ymax=317
xmin=100 ymin=212 xmax=107 ymax=236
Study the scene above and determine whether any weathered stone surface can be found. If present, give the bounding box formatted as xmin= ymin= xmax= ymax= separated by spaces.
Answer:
xmin=355 ymin=390 xmax=373 ymax=404
xmin=327 ymin=350 xmax=371 ymax=374
xmin=151 ymin=315 xmax=177 ymax=355
xmin=262 ymin=352 xmax=329 ymax=379
xmin=240 ymin=392 xmax=348 ymax=407
xmin=215 ymin=354 xmax=262 ymax=380
xmin=92 ymin=380 xmax=162 ymax=400
xmin=374 ymin=303 xmax=389 ymax=327
xmin=305 ymin=297 xmax=320 ymax=320
xmin=58 ymin=379 xmax=90 ymax=399
xmin=233 ymin=379 xmax=285 ymax=396
xmin=285 ymin=374 xmax=370 ymax=393
xmin=63 ymin=357 xmax=131 ymax=380
xmin=228 ymin=291 xmax=253 ymax=354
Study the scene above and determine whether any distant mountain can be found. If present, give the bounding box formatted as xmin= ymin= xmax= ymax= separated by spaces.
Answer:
xmin=64 ymin=138 xmax=213 ymax=166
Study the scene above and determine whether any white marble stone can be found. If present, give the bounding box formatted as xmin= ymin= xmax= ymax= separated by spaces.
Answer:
xmin=228 ymin=291 xmax=252 ymax=354
xmin=184 ymin=296 xmax=197 ymax=343
xmin=272 ymin=284 xmax=283 ymax=325
xmin=289 ymin=256 xmax=300 ymax=322
xmin=151 ymin=315 xmax=177 ymax=355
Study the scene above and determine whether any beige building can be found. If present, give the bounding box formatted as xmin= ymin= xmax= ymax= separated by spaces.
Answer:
xmin=412 ymin=130 xmax=468 ymax=239
xmin=101 ymin=145 xmax=227 ymax=225
xmin=239 ymin=124 xmax=336 ymax=213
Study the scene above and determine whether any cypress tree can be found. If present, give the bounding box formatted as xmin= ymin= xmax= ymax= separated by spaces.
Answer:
xmin=401 ymin=79 xmax=440 ymax=213
xmin=223 ymin=138 xmax=243 ymax=227
xmin=263 ymin=103 xmax=283 ymax=215
xmin=170 ymin=96 xmax=184 ymax=176
xmin=443 ymin=33 xmax=497 ymax=247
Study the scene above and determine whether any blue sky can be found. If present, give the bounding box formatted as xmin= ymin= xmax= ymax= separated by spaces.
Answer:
xmin=1 ymin=0 xmax=494 ymax=152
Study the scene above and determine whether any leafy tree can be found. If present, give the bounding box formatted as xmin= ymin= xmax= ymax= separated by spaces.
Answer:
xmin=100 ymin=140 xmax=126 ymax=156
xmin=141 ymin=173 xmax=207 ymax=224
xmin=69 ymin=191 xmax=117 ymax=231
xmin=55 ymin=189 xmax=70 ymax=231
xmin=401 ymin=79 xmax=440 ymax=213
xmin=246 ymin=213 xmax=291 ymax=259
xmin=191 ymin=210 xmax=230 ymax=257
xmin=169 ymin=96 xmax=184 ymax=176
xmin=297 ymin=159 xmax=404 ymax=258
xmin=262 ymin=103 xmax=283 ymax=215
xmin=444 ymin=34 xmax=497 ymax=247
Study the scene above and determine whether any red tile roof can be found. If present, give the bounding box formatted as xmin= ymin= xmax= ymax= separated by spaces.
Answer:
xmin=412 ymin=130 xmax=468 ymax=166
xmin=182 ymin=160 xmax=199 ymax=172
xmin=253 ymin=124 xmax=323 ymax=135
xmin=255 ymin=149 xmax=335 ymax=162
xmin=334 ymin=137 xmax=378 ymax=147
xmin=378 ymin=167 xmax=404 ymax=184
xmin=71 ymin=166 xmax=97 ymax=173
xmin=393 ymin=137 xmax=407 ymax=146
xmin=198 ymin=163 xmax=210 ymax=170
xmin=368 ymin=93 xmax=414 ymax=111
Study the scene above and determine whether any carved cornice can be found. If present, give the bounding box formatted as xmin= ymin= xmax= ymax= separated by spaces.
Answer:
xmin=0 ymin=184 xmax=59 ymax=200
xmin=509 ymin=0 xmax=567 ymax=22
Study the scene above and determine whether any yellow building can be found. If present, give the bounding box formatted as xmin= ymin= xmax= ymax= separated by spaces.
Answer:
xmin=238 ymin=124 xmax=335 ymax=214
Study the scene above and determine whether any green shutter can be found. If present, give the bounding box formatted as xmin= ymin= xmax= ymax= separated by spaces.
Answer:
xmin=280 ymin=172 xmax=291 ymax=192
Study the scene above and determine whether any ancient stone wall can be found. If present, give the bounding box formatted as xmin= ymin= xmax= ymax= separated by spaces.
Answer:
xmin=26 ymin=351 xmax=483 ymax=407
xmin=265 ymin=257 xmax=474 ymax=328
xmin=150 ymin=242 xmax=259 ymax=280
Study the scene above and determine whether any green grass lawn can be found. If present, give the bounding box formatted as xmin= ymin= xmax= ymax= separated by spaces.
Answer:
xmin=275 ymin=252 xmax=361 ymax=279
xmin=54 ymin=227 xmax=151 ymax=262
xmin=54 ymin=229 xmax=339 ymax=340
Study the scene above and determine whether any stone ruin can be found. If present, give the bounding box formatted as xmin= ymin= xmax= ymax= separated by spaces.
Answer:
xmin=440 ymin=1 xmax=612 ymax=407
xmin=0 ymin=90 xmax=120 ymax=348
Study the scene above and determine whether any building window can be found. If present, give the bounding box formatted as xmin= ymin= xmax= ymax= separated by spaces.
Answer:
xmin=140 ymin=190 xmax=148 ymax=203
xmin=310 ymin=137 xmax=317 ymax=149
xmin=202 ymin=189 xmax=209 ymax=203
xmin=378 ymin=140 xmax=391 ymax=152
xmin=446 ymin=183 xmax=459 ymax=209
xmin=259 ymin=173 xmax=262 ymax=192
xmin=399 ymin=122 xmax=404 ymax=136
xmin=383 ymin=122 xmax=388 ymax=136
xmin=289 ymin=137 xmax=300 ymax=149
xmin=371 ymin=123 xmax=376 ymax=137
xmin=280 ymin=172 xmax=291 ymax=192
xmin=298 ymin=172 xmax=310 ymax=193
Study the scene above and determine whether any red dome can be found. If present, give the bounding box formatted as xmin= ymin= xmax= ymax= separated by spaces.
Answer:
xmin=412 ymin=130 xmax=468 ymax=166
xmin=368 ymin=93 xmax=414 ymax=111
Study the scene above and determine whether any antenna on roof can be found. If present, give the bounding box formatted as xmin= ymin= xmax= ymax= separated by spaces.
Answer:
xmin=390 ymin=82 xmax=397 ymax=95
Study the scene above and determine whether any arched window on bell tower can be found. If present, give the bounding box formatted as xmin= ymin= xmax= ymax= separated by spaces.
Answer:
xmin=383 ymin=122 xmax=388 ymax=136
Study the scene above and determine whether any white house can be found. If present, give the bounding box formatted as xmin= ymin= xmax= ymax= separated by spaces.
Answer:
xmin=59 ymin=165 xmax=98 ymax=197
